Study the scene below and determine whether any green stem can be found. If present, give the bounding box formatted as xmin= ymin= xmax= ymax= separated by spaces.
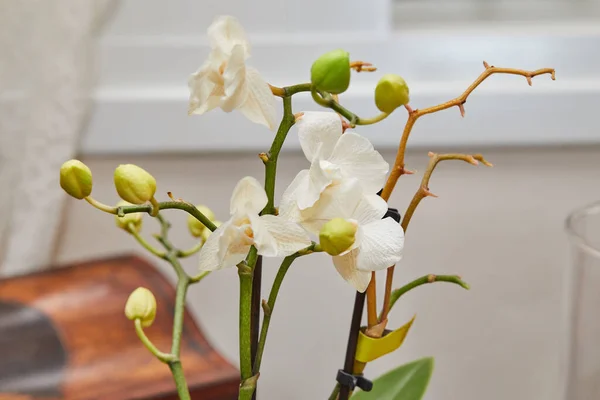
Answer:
xmin=262 ymin=95 xmax=295 ymax=215
xmin=171 ymin=271 xmax=189 ymax=357
xmin=270 ymin=82 xmax=312 ymax=97
xmin=134 ymin=319 xmax=174 ymax=363
xmin=84 ymin=196 xmax=117 ymax=214
xmin=310 ymin=88 xmax=391 ymax=127
xmin=253 ymin=254 xmax=299 ymax=374
xmin=328 ymin=383 xmax=341 ymax=400
xmin=117 ymin=201 xmax=217 ymax=232
xmin=177 ymin=240 xmax=203 ymax=258
xmin=168 ymin=360 xmax=192 ymax=400
xmin=189 ymin=270 xmax=210 ymax=284
xmin=387 ymin=274 xmax=470 ymax=314
xmin=129 ymin=224 xmax=166 ymax=258
xmin=238 ymin=264 xmax=254 ymax=381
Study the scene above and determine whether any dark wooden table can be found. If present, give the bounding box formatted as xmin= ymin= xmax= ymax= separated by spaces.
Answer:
xmin=0 ymin=255 xmax=239 ymax=400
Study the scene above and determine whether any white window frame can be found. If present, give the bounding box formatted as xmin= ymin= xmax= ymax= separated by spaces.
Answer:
xmin=82 ymin=0 xmax=600 ymax=155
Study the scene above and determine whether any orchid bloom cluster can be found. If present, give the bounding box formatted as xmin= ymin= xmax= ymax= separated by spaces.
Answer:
xmin=59 ymin=14 xmax=555 ymax=400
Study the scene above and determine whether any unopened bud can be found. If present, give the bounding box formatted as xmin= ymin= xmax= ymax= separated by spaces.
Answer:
xmin=115 ymin=200 xmax=143 ymax=233
xmin=310 ymin=49 xmax=351 ymax=94
xmin=201 ymin=220 xmax=222 ymax=242
xmin=125 ymin=287 xmax=157 ymax=328
xmin=60 ymin=159 xmax=92 ymax=199
xmin=114 ymin=164 xmax=156 ymax=204
xmin=187 ymin=205 xmax=216 ymax=238
xmin=319 ymin=218 xmax=357 ymax=256
xmin=374 ymin=74 xmax=410 ymax=113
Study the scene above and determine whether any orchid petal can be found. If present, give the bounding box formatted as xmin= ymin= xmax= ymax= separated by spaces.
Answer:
xmin=297 ymin=179 xmax=362 ymax=234
xmin=351 ymin=193 xmax=388 ymax=225
xmin=188 ymin=60 xmax=224 ymax=115
xmin=230 ymin=176 xmax=268 ymax=215
xmin=328 ymin=131 xmax=389 ymax=194
xmin=279 ymin=169 xmax=310 ymax=223
xmin=296 ymin=111 xmax=342 ymax=162
xmin=238 ymin=66 xmax=277 ymax=130
xmin=258 ymin=215 xmax=312 ymax=257
xmin=333 ymin=249 xmax=372 ymax=292
xmin=221 ymin=44 xmax=248 ymax=112
xmin=208 ymin=16 xmax=250 ymax=57
xmin=356 ymin=218 xmax=404 ymax=272
xmin=295 ymin=161 xmax=332 ymax=210
xmin=198 ymin=222 xmax=248 ymax=271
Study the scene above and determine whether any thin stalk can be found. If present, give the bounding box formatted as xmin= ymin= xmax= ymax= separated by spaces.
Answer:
xmin=134 ymin=319 xmax=174 ymax=363
xmin=84 ymin=196 xmax=117 ymax=214
xmin=168 ymin=360 xmax=191 ymax=400
xmin=387 ymin=274 xmax=470 ymax=313
xmin=253 ymin=254 xmax=299 ymax=373
xmin=238 ymin=265 xmax=254 ymax=381
xmin=117 ymin=201 xmax=217 ymax=232
xmin=129 ymin=225 xmax=166 ymax=259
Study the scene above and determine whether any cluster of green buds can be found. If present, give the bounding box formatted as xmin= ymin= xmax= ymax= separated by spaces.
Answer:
xmin=310 ymin=50 xmax=410 ymax=114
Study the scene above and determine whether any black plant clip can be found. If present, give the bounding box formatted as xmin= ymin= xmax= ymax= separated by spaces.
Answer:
xmin=384 ymin=207 xmax=401 ymax=223
xmin=336 ymin=369 xmax=373 ymax=392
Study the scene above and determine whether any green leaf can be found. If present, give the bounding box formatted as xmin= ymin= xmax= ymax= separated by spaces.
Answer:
xmin=351 ymin=357 xmax=434 ymax=400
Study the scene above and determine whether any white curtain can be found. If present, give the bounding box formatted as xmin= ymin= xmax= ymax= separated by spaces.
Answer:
xmin=0 ymin=0 xmax=117 ymax=276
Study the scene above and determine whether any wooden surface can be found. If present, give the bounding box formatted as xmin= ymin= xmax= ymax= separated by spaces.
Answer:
xmin=0 ymin=255 xmax=239 ymax=400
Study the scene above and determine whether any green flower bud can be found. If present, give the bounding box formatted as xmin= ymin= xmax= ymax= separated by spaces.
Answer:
xmin=114 ymin=164 xmax=156 ymax=205
xmin=125 ymin=287 xmax=157 ymax=328
xmin=60 ymin=159 xmax=92 ymax=199
xmin=114 ymin=200 xmax=143 ymax=233
xmin=319 ymin=218 xmax=358 ymax=256
xmin=310 ymin=49 xmax=351 ymax=94
xmin=201 ymin=220 xmax=222 ymax=242
xmin=374 ymin=74 xmax=410 ymax=113
xmin=187 ymin=205 xmax=216 ymax=238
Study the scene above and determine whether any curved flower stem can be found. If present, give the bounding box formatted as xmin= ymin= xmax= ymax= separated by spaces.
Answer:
xmin=189 ymin=270 xmax=210 ymax=284
xmin=386 ymin=274 xmax=470 ymax=313
xmin=375 ymin=62 xmax=555 ymax=324
xmin=84 ymin=196 xmax=117 ymax=214
xmin=269 ymin=82 xmax=312 ymax=97
xmin=311 ymin=88 xmax=391 ymax=127
xmin=177 ymin=240 xmax=203 ymax=258
xmin=134 ymin=319 xmax=175 ymax=363
xmin=129 ymin=224 xmax=166 ymax=259
xmin=378 ymin=152 xmax=491 ymax=322
xmin=252 ymin=254 xmax=299 ymax=374
xmin=117 ymin=201 xmax=217 ymax=232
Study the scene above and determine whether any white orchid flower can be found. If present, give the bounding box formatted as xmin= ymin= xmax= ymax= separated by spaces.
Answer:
xmin=198 ymin=176 xmax=311 ymax=272
xmin=291 ymin=179 xmax=404 ymax=292
xmin=188 ymin=16 xmax=277 ymax=130
xmin=282 ymin=111 xmax=389 ymax=211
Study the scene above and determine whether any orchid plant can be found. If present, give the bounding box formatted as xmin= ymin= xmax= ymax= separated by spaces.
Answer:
xmin=59 ymin=15 xmax=555 ymax=400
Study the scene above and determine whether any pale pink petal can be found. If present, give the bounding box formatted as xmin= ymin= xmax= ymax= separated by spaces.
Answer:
xmin=356 ymin=218 xmax=404 ymax=272
xmin=259 ymin=215 xmax=312 ymax=257
xmin=221 ymin=44 xmax=248 ymax=112
xmin=238 ymin=66 xmax=277 ymax=130
xmin=327 ymin=132 xmax=389 ymax=194
xmin=230 ymin=176 xmax=268 ymax=215
xmin=296 ymin=111 xmax=342 ymax=162
xmin=333 ymin=249 xmax=372 ymax=292
xmin=207 ymin=15 xmax=250 ymax=57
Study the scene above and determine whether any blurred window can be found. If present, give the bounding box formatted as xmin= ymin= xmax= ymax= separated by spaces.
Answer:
xmin=393 ymin=0 xmax=600 ymax=26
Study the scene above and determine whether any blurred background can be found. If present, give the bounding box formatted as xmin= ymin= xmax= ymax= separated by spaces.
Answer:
xmin=1 ymin=1 xmax=600 ymax=399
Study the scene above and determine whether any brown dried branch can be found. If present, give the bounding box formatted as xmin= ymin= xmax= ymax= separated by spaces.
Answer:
xmin=379 ymin=62 xmax=554 ymax=201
